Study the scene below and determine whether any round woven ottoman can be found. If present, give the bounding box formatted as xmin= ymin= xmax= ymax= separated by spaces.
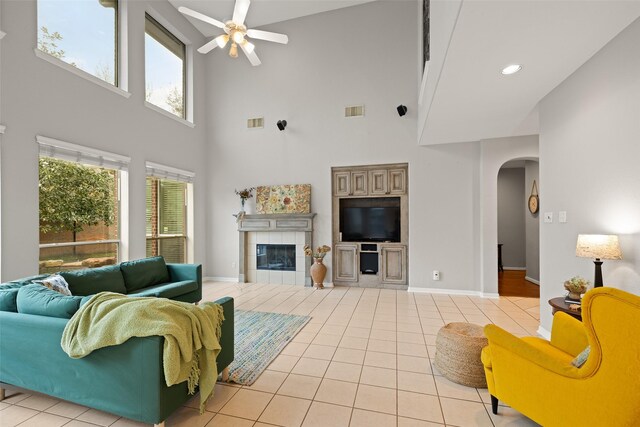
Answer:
xmin=434 ymin=322 xmax=488 ymax=388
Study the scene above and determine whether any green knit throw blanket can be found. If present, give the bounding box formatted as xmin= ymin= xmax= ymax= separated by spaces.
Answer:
xmin=61 ymin=292 xmax=224 ymax=413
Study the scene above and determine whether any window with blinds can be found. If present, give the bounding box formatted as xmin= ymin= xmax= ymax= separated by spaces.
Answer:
xmin=146 ymin=177 xmax=188 ymax=263
xmin=37 ymin=137 xmax=126 ymax=274
xmin=145 ymin=13 xmax=186 ymax=118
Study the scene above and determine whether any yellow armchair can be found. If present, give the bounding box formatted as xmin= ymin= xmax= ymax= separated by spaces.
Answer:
xmin=482 ymin=287 xmax=640 ymax=427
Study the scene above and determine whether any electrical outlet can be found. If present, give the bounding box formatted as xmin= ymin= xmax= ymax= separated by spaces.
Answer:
xmin=544 ymin=212 xmax=553 ymax=223
xmin=433 ymin=270 xmax=440 ymax=281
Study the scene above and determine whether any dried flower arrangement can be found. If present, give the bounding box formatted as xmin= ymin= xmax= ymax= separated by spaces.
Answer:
xmin=235 ymin=187 xmax=255 ymax=201
xmin=304 ymin=245 xmax=331 ymax=260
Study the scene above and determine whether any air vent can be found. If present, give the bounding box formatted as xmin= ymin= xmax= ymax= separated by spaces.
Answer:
xmin=247 ymin=117 xmax=264 ymax=129
xmin=345 ymin=105 xmax=365 ymax=118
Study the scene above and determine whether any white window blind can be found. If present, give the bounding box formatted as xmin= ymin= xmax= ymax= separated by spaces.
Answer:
xmin=145 ymin=161 xmax=194 ymax=183
xmin=37 ymin=136 xmax=130 ymax=170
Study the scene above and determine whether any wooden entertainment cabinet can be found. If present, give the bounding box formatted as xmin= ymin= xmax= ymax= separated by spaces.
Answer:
xmin=331 ymin=163 xmax=408 ymax=289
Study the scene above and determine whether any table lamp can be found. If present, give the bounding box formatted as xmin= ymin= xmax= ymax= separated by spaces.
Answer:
xmin=575 ymin=234 xmax=622 ymax=287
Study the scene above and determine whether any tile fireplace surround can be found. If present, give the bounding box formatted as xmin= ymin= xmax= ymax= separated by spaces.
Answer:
xmin=237 ymin=213 xmax=316 ymax=286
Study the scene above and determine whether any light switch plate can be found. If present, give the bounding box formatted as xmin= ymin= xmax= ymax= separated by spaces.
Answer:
xmin=544 ymin=212 xmax=553 ymax=223
xmin=559 ymin=211 xmax=567 ymax=223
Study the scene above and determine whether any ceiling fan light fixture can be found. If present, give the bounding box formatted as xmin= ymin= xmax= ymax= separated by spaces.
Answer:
xmin=232 ymin=30 xmax=245 ymax=44
xmin=215 ymin=34 xmax=229 ymax=49
xmin=501 ymin=64 xmax=522 ymax=75
xmin=229 ymin=42 xmax=239 ymax=58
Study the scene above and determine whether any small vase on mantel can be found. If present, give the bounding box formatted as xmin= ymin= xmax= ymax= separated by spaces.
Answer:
xmin=240 ymin=198 xmax=246 ymax=213
xmin=310 ymin=257 xmax=327 ymax=289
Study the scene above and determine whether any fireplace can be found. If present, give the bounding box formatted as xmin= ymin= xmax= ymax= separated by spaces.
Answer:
xmin=257 ymin=244 xmax=296 ymax=271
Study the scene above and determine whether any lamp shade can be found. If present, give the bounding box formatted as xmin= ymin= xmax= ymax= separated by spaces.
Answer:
xmin=575 ymin=234 xmax=622 ymax=260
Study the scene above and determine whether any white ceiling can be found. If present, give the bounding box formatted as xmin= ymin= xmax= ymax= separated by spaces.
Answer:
xmin=420 ymin=0 xmax=640 ymax=145
xmin=169 ymin=0 xmax=377 ymax=36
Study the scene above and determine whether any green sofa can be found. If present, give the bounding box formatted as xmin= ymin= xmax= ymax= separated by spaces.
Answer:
xmin=0 ymin=257 xmax=234 ymax=426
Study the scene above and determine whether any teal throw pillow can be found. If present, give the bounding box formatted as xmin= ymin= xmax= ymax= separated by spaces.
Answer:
xmin=571 ymin=346 xmax=590 ymax=368
xmin=120 ymin=256 xmax=170 ymax=292
xmin=0 ymin=283 xmax=23 ymax=312
xmin=16 ymin=284 xmax=83 ymax=319
xmin=60 ymin=265 xmax=127 ymax=296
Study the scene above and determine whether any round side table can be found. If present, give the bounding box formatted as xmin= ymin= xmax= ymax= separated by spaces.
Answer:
xmin=548 ymin=297 xmax=582 ymax=321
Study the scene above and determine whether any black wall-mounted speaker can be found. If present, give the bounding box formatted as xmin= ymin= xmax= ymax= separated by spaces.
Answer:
xmin=276 ymin=120 xmax=287 ymax=131
xmin=397 ymin=105 xmax=408 ymax=117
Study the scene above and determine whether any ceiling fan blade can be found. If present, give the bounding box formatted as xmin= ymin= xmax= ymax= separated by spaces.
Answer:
xmin=178 ymin=7 xmax=225 ymax=29
xmin=246 ymin=29 xmax=288 ymax=44
xmin=232 ymin=0 xmax=251 ymax=26
xmin=197 ymin=39 xmax=219 ymax=54
xmin=240 ymin=42 xmax=261 ymax=66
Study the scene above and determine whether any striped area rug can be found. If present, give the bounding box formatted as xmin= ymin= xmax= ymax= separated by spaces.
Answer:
xmin=226 ymin=310 xmax=311 ymax=385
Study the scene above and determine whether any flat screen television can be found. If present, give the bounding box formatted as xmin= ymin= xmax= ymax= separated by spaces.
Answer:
xmin=341 ymin=206 xmax=401 ymax=242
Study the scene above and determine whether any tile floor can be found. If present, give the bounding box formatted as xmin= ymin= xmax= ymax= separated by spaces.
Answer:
xmin=0 ymin=282 xmax=542 ymax=427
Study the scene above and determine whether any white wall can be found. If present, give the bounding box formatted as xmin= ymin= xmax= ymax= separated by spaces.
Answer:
xmin=497 ymin=167 xmax=525 ymax=269
xmin=524 ymin=160 xmax=539 ymax=282
xmin=539 ymin=17 xmax=640 ymax=331
xmin=0 ymin=0 xmax=209 ymax=280
xmin=206 ymin=1 xmax=484 ymax=292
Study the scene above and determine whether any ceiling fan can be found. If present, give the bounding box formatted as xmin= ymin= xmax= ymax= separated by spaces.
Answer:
xmin=179 ymin=0 xmax=289 ymax=66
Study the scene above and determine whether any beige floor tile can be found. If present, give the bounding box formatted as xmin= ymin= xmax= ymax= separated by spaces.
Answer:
xmin=434 ymin=376 xmax=482 ymax=402
xmin=14 ymin=394 xmax=60 ymax=412
xmin=333 ymin=348 xmax=366 ymax=364
xmin=291 ymin=358 xmax=330 ymax=378
xmin=369 ymin=329 xmax=396 ymax=341
xmin=204 ymin=413 xmax=255 ymax=427
xmin=440 ymin=397 xmax=493 ymax=426
xmin=282 ymin=342 xmax=309 ymax=357
xmin=314 ymin=379 xmax=358 ymax=406
xmin=76 ymin=408 xmax=119 ymax=426
xmin=258 ymin=395 xmax=311 ymax=427
xmin=63 ymin=421 xmax=103 ymax=427
xmin=397 ymin=371 xmax=437 ymax=395
xmin=398 ymin=390 xmax=444 ymax=424
xmin=165 ymin=406 xmax=215 ymax=427
xmin=292 ymin=332 xmax=317 ymax=344
xmin=110 ymin=418 xmax=149 ymax=427
xmin=302 ymin=401 xmax=352 ymax=427
xmin=367 ymin=339 xmax=396 ymax=354
xmin=303 ymin=344 xmax=337 ymax=361
xmin=247 ymin=370 xmax=289 ymax=394
xmin=277 ymin=374 xmax=322 ymax=399
xmin=0 ymin=405 xmax=39 ymax=426
xmin=398 ymin=355 xmax=432 ymax=374
xmin=205 ymin=384 xmax=241 ymax=412
xmin=397 ymin=331 xmax=426 ymax=344
xmin=45 ymin=401 xmax=89 ymax=418
xmin=15 ymin=411 xmax=69 ymax=427
xmin=0 ymin=402 xmax=10 ymax=411
xmin=349 ymin=408 xmax=396 ymax=427
xmin=398 ymin=322 xmax=423 ymax=333
xmin=398 ymin=417 xmax=445 ymax=427
xmin=312 ymin=333 xmax=342 ymax=346
xmin=359 ymin=366 xmax=396 ymax=389
xmin=339 ymin=336 xmax=368 ymax=350
xmin=268 ymin=354 xmax=300 ymax=373
xmin=397 ymin=342 xmax=429 ymax=357
xmin=484 ymin=404 xmax=540 ymax=426
xmin=324 ymin=361 xmax=363 ymax=383
xmin=1 ymin=392 xmax=31 ymax=405
xmin=321 ymin=324 xmax=347 ymax=335
xmin=344 ymin=327 xmax=371 ymax=338
xmin=354 ymin=384 xmax=396 ymax=415
xmin=364 ymin=351 xmax=396 ymax=369
xmin=218 ymin=389 xmax=273 ymax=420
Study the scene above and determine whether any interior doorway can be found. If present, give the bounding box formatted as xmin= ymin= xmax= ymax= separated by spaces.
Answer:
xmin=497 ymin=159 xmax=540 ymax=297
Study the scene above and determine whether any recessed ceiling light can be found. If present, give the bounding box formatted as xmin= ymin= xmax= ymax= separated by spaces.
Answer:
xmin=501 ymin=65 xmax=522 ymax=75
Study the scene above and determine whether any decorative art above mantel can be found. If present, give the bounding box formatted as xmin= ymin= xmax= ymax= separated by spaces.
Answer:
xmin=256 ymin=184 xmax=311 ymax=214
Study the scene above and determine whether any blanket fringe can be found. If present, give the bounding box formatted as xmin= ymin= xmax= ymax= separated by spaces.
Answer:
xmin=188 ymin=351 xmax=201 ymax=395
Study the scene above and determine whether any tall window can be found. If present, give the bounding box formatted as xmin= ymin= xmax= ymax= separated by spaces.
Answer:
xmin=145 ymin=14 xmax=186 ymax=118
xmin=38 ymin=138 xmax=128 ymax=275
xmin=37 ymin=0 xmax=119 ymax=85
xmin=146 ymin=177 xmax=187 ymax=263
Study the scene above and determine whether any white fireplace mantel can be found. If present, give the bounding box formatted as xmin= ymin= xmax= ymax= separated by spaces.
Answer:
xmin=237 ymin=213 xmax=316 ymax=286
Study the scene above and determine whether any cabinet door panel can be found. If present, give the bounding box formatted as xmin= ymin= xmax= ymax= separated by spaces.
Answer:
xmin=368 ymin=169 xmax=388 ymax=195
xmin=351 ymin=171 xmax=368 ymax=196
xmin=381 ymin=245 xmax=406 ymax=284
xmin=388 ymin=169 xmax=407 ymax=194
xmin=334 ymin=171 xmax=351 ymax=196
xmin=335 ymin=244 xmax=358 ymax=282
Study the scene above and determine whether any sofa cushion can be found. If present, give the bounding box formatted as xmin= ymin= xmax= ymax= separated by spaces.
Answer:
xmin=127 ymin=280 xmax=198 ymax=299
xmin=0 ymin=284 xmax=23 ymax=312
xmin=32 ymin=274 xmax=72 ymax=296
xmin=120 ymin=257 xmax=170 ymax=292
xmin=16 ymin=284 xmax=83 ymax=319
xmin=7 ymin=274 xmax=51 ymax=287
xmin=60 ymin=265 xmax=127 ymax=296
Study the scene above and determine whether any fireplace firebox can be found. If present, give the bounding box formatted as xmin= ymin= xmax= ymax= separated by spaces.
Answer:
xmin=256 ymin=244 xmax=296 ymax=271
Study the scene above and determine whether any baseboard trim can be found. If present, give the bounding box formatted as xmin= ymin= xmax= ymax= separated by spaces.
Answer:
xmin=525 ymin=276 xmax=540 ymax=285
xmin=408 ymin=287 xmax=500 ymax=299
xmin=503 ymin=267 xmax=526 ymax=271
xmin=537 ymin=326 xmax=551 ymax=340
xmin=204 ymin=276 xmax=238 ymax=283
